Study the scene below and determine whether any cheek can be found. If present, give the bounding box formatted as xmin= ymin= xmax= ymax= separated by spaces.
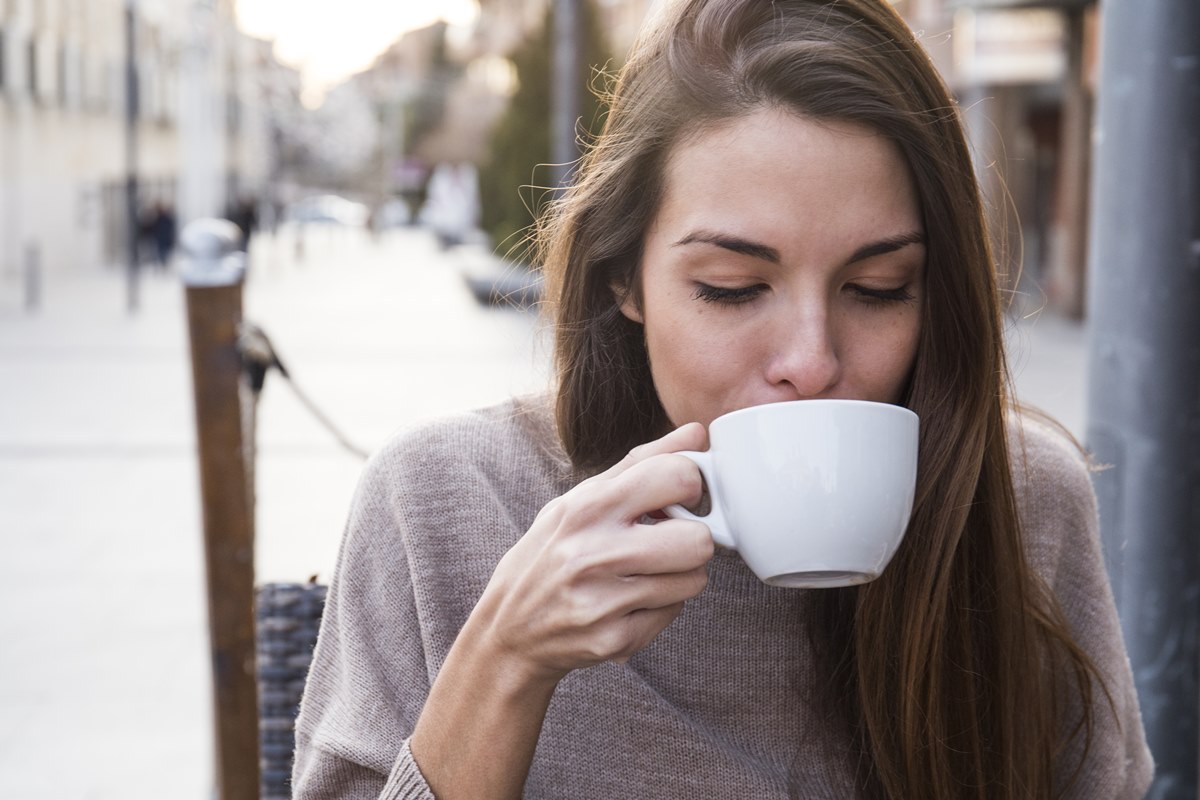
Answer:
xmin=859 ymin=314 xmax=922 ymax=398
xmin=644 ymin=309 xmax=759 ymax=416
xmin=646 ymin=310 xmax=725 ymax=382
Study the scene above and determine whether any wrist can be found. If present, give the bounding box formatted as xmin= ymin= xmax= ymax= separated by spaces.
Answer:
xmin=457 ymin=593 xmax=565 ymax=697
xmin=412 ymin=600 xmax=560 ymax=800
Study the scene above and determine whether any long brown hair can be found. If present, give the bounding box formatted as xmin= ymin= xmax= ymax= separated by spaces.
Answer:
xmin=539 ymin=0 xmax=1103 ymax=796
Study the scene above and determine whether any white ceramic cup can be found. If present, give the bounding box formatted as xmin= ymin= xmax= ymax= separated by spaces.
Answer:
xmin=665 ymin=399 xmax=919 ymax=588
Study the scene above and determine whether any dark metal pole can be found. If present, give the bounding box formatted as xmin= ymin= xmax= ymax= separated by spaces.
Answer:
xmin=1085 ymin=0 xmax=1200 ymax=797
xmin=551 ymin=0 xmax=581 ymax=190
xmin=125 ymin=0 xmax=140 ymax=314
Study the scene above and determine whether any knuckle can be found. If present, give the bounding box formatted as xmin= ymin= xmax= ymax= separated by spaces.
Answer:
xmin=535 ymin=496 xmax=565 ymax=526
xmin=558 ymin=484 xmax=611 ymax=529
xmin=624 ymin=607 xmax=678 ymax=654
xmin=627 ymin=441 xmax=652 ymax=462
xmin=673 ymin=459 xmax=704 ymax=499
xmin=663 ymin=520 xmax=714 ymax=563
xmin=555 ymin=537 xmax=604 ymax=583
xmin=563 ymin=593 xmax=603 ymax=631
xmin=605 ymin=445 xmax=643 ymax=476
xmin=585 ymin=626 xmax=627 ymax=663
xmin=690 ymin=522 xmax=716 ymax=559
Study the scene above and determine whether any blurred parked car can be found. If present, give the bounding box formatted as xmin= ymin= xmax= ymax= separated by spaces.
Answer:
xmin=286 ymin=195 xmax=370 ymax=227
xmin=372 ymin=199 xmax=412 ymax=231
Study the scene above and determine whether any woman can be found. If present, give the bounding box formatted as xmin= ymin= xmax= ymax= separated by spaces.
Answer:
xmin=293 ymin=1 xmax=1153 ymax=797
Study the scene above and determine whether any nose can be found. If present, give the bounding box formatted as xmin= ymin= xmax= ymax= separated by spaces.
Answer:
xmin=763 ymin=310 xmax=841 ymax=399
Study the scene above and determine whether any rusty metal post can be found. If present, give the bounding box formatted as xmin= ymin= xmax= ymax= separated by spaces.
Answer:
xmin=181 ymin=219 xmax=259 ymax=800
xmin=1046 ymin=7 xmax=1092 ymax=319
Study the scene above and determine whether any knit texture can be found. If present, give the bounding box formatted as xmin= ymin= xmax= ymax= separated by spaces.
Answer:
xmin=292 ymin=394 xmax=1153 ymax=799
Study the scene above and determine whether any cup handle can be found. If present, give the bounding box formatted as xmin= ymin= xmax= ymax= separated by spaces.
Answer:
xmin=663 ymin=450 xmax=736 ymax=550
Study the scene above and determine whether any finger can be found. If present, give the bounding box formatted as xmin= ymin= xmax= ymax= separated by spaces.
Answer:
xmin=602 ymin=421 xmax=709 ymax=479
xmin=607 ymin=452 xmax=706 ymax=521
xmin=611 ymin=602 xmax=688 ymax=662
xmin=606 ymin=518 xmax=714 ymax=576
xmin=563 ymin=450 xmax=704 ymax=527
xmin=611 ymin=566 xmax=710 ymax=618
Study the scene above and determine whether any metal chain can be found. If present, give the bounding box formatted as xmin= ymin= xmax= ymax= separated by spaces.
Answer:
xmin=237 ymin=322 xmax=371 ymax=461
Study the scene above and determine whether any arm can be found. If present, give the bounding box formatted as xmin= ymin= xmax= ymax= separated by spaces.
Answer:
xmin=291 ymin=446 xmax=436 ymax=799
xmin=409 ymin=422 xmax=714 ymax=798
xmin=295 ymin=421 xmax=714 ymax=799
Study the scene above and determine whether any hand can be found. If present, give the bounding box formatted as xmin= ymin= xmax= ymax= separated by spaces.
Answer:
xmin=471 ymin=422 xmax=714 ymax=684
xmin=409 ymin=423 xmax=712 ymax=798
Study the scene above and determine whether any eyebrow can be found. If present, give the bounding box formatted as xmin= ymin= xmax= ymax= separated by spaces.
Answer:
xmin=846 ymin=231 xmax=926 ymax=264
xmin=673 ymin=229 xmax=925 ymax=265
xmin=674 ymin=231 xmax=781 ymax=263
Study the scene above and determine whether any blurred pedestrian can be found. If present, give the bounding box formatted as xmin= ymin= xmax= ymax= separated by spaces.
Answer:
xmin=293 ymin=1 xmax=1153 ymax=798
xmin=151 ymin=201 xmax=176 ymax=271
xmin=136 ymin=203 xmax=158 ymax=268
xmin=229 ymin=195 xmax=259 ymax=250
xmin=419 ymin=161 xmax=480 ymax=249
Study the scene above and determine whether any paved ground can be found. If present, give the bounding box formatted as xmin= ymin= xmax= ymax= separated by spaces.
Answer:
xmin=0 ymin=224 xmax=1087 ymax=799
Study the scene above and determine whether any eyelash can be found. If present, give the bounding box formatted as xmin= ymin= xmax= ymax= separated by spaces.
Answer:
xmin=848 ymin=284 xmax=916 ymax=306
xmin=693 ymin=283 xmax=916 ymax=307
xmin=693 ymin=283 xmax=765 ymax=304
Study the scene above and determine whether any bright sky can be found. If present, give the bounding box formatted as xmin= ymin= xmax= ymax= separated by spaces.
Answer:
xmin=236 ymin=0 xmax=479 ymax=106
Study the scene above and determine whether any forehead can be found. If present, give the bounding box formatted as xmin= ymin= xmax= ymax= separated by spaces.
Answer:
xmin=653 ymin=109 xmax=922 ymax=254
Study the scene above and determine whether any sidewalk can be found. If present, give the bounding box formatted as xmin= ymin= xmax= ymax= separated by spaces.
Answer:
xmin=0 ymin=227 xmax=1088 ymax=799
xmin=1005 ymin=300 xmax=1090 ymax=439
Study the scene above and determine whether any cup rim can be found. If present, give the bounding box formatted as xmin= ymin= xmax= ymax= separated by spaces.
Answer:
xmin=710 ymin=398 xmax=918 ymax=431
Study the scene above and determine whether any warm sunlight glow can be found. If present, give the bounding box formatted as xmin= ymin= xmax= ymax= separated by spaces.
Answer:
xmin=236 ymin=0 xmax=479 ymax=106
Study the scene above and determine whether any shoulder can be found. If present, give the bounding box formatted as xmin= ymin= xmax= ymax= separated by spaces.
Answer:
xmin=1006 ymin=413 xmax=1098 ymax=586
xmin=363 ymin=393 xmax=569 ymax=496
xmin=1008 ymin=413 xmax=1094 ymax=512
xmin=333 ymin=393 xmax=572 ymax=624
xmin=347 ymin=393 xmax=572 ymax=561
xmin=1006 ymin=419 xmax=1156 ymax=796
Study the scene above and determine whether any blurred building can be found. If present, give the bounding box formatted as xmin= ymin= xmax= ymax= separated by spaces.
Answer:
xmin=0 ymin=0 xmax=301 ymax=301
xmin=897 ymin=0 xmax=1096 ymax=318
xmin=302 ymin=1 xmax=670 ymax=221
xmin=294 ymin=74 xmax=382 ymax=189
xmin=474 ymin=0 xmax=660 ymax=59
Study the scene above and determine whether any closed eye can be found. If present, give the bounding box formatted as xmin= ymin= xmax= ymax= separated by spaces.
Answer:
xmin=693 ymin=283 xmax=767 ymax=305
xmin=848 ymin=284 xmax=916 ymax=305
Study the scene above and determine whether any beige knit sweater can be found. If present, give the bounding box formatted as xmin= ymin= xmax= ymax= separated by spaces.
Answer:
xmin=292 ymin=394 xmax=1153 ymax=799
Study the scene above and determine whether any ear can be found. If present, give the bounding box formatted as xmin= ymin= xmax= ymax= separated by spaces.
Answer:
xmin=612 ymin=282 xmax=644 ymax=324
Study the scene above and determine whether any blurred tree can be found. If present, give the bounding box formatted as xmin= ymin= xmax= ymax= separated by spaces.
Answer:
xmin=406 ymin=25 xmax=463 ymax=157
xmin=479 ymin=0 xmax=614 ymax=258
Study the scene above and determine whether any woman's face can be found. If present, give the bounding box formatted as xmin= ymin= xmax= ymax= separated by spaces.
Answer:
xmin=620 ymin=108 xmax=926 ymax=429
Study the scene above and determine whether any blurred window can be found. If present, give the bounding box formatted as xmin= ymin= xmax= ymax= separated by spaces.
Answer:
xmin=58 ymin=42 xmax=66 ymax=107
xmin=26 ymin=35 xmax=34 ymax=94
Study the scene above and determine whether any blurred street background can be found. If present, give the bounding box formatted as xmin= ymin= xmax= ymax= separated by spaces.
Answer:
xmin=0 ymin=0 xmax=1192 ymax=798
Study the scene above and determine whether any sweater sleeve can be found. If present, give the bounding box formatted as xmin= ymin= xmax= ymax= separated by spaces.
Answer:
xmin=1013 ymin=420 xmax=1154 ymax=799
xmin=291 ymin=442 xmax=436 ymax=800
